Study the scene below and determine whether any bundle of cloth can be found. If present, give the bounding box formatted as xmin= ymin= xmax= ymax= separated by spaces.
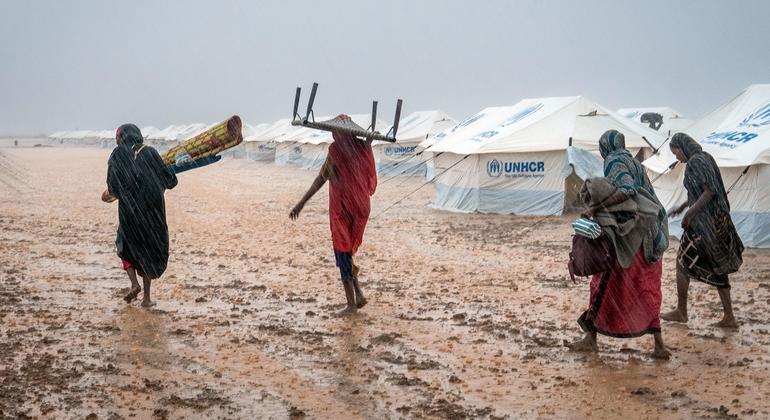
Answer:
xmin=579 ymin=177 xmax=664 ymax=269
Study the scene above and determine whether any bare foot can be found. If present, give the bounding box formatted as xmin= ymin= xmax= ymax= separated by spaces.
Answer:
xmin=712 ymin=318 xmax=738 ymax=329
xmin=660 ymin=309 xmax=688 ymax=323
xmin=141 ymin=299 xmax=156 ymax=308
xmin=652 ymin=347 xmax=672 ymax=360
xmin=567 ymin=336 xmax=598 ymax=353
xmin=124 ymin=286 xmax=141 ymax=303
xmin=355 ymin=295 xmax=368 ymax=309
xmin=335 ymin=305 xmax=357 ymax=317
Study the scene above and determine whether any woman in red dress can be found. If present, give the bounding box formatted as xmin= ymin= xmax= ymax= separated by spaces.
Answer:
xmin=290 ymin=118 xmax=377 ymax=314
xmin=568 ymin=130 xmax=670 ymax=358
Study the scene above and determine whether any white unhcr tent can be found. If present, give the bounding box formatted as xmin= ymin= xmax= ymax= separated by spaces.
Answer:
xmin=141 ymin=126 xmax=160 ymax=139
xmin=63 ymin=130 xmax=101 ymax=146
xmin=231 ymin=123 xmax=265 ymax=159
xmin=617 ymin=106 xmax=694 ymax=134
xmin=148 ymin=125 xmax=186 ymax=150
xmin=95 ymin=129 xmax=115 ymax=148
xmin=644 ymin=84 xmax=770 ymax=247
xmin=175 ymin=123 xmax=210 ymax=142
xmin=48 ymin=131 xmax=68 ymax=145
xmin=273 ymin=118 xmax=331 ymax=169
xmin=427 ymin=96 xmax=665 ymax=215
xmin=240 ymin=122 xmax=276 ymax=161
xmin=267 ymin=118 xmax=304 ymax=166
xmin=373 ymin=110 xmax=455 ymax=177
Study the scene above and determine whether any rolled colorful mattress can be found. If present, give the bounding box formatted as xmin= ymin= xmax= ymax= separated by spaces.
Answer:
xmin=162 ymin=116 xmax=243 ymax=167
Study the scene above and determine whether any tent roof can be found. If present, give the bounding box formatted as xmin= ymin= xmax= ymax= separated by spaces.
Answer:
xmin=617 ymin=107 xmax=686 ymax=120
xmin=147 ymin=124 xmax=187 ymax=140
xmin=94 ymin=130 xmax=115 ymax=139
xmin=243 ymin=123 xmax=270 ymax=141
xmin=429 ymin=96 xmax=665 ymax=155
xmin=377 ymin=110 xmax=456 ymax=145
xmin=248 ymin=118 xmax=299 ymax=143
xmin=645 ymin=84 xmax=770 ymax=171
xmin=173 ymin=123 xmax=210 ymax=141
xmin=140 ymin=126 xmax=160 ymax=137
xmin=617 ymin=106 xmax=694 ymax=134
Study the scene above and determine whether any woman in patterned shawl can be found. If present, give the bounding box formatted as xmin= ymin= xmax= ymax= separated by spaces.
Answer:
xmin=661 ymin=133 xmax=743 ymax=329
xmin=569 ymin=130 xmax=670 ymax=359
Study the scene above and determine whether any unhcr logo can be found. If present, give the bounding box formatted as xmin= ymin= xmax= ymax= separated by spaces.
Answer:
xmin=486 ymin=159 xmax=545 ymax=178
xmin=487 ymin=159 xmax=502 ymax=177
xmin=501 ymin=103 xmax=544 ymax=127
xmin=292 ymin=145 xmax=302 ymax=154
xmin=739 ymin=101 xmax=770 ymax=128
xmin=384 ymin=145 xmax=418 ymax=157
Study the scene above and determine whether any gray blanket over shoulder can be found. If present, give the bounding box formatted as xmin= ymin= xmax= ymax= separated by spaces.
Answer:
xmin=579 ymin=177 xmax=663 ymax=268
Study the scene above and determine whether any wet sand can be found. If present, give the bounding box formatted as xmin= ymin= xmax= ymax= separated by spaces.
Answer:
xmin=1 ymin=141 xmax=769 ymax=419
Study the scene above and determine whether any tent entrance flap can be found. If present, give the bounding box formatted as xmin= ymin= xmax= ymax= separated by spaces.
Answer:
xmin=563 ymin=168 xmax=585 ymax=214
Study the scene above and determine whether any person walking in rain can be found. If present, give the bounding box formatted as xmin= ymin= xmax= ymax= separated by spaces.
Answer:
xmin=102 ymin=124 xmax=178 ymax=307
xmin=290 ymin=117 xmax=377 ymax=315
xmin=661 ymin=133 xmax=743 ymax=328
xmin=568 ymin=130 xmax=671 ymax=359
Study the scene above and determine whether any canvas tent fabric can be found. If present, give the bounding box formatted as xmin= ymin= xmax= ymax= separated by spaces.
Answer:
xmin=428 ymin=96 xmax=665 ymax=216
xmin=259 ymin=118 xmax=301 ymax=166
xmin=141 ymin=126 xmax=160 ymax=138
xmin=372 ymin=110 xmax=455 ymax=177
xmin=147 ymin=125 xmax=185 ymax=150
xmin=239 ymin=123 xmax=272 ymax=160
xmin=643 ymin=84 xmax=770 ymax=248
xmin=175 ymin=123 xmax=210 ymax=141
xmin=617 ymin=106 xmax=694 ymax=135
xmin=237 ymin=119 xmax=291 ymax=162
xmin=147 ymin=125 xmax=184 ymax=141
xmin=273 ymin=118 xmax=328 ymax=168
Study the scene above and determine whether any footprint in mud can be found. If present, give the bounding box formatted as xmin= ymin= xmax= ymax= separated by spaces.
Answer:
xmin=386 ymin=373 xmax=428 ymax=387
xmin=369 ymin=332 xmax=402 ymax=346
xmin=160 ymin=387 xmax=231 ymax=411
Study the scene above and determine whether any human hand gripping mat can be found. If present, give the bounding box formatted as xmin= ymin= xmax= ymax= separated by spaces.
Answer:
xmin=162 ymin=116 xmax=243 ymax=170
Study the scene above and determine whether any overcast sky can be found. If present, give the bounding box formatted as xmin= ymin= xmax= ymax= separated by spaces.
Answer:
xmin=1 ymin=0 xmax=768 ymax=135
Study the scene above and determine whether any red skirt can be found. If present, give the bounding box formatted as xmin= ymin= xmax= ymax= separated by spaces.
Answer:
xmin=121 ymin=259 xmax=146 ymax=278
xmin=329 ymin=200 xmax=370 ymax=255
xmin=578 ymin=249 xmax=662 ymax=337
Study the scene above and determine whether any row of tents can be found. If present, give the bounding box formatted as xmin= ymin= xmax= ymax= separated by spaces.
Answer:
xmin=48 ymin=111 xmax=456 ymax=177
xmin=49 ymin=84 xmax=770 ymax=247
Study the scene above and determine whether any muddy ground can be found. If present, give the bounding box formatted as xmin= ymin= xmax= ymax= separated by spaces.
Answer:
xmin=1 ymin=140 xmax=769 ymax=419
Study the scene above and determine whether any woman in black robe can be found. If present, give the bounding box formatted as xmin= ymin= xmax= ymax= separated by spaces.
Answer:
xmin=661 ymin=133 xmax=744 ymax=328
xmin=103 ymin=124 xmax=177 ymax=307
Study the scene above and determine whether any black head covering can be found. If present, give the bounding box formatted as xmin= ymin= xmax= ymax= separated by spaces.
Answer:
xmin=116 ymin=123 xmax=144 ymax=148
xmin=670 ymin=132 xmax=702 ymax=160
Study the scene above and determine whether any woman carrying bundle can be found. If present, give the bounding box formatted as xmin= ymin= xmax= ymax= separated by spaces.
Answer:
xmin=568 ymin=129 xmax=670 ymax=358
